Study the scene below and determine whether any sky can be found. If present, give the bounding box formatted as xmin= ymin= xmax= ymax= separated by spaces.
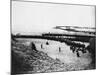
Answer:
xmin=12 ymin=1 xmax=95 ymax=34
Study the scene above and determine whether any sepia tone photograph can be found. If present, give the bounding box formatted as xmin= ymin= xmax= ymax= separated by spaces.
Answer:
xmin=11 ymin=0 xmax=96 ymax=74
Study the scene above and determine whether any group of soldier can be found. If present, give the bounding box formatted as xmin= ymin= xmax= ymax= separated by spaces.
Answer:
xmin=30 ymin=38 xmax=95 ymax=64
xmin=31 ymin=41 xmax=49 ymax=50
xmin=31 ymin=41 xmax=87 ymax=57
xmin=70 ymin=45 xmax=87 ymax=57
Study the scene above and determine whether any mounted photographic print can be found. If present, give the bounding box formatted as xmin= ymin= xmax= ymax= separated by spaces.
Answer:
xmin=11 ymin=0 xmax=96 ymax=74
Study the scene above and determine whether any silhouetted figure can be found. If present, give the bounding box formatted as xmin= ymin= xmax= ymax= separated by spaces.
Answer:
xmin=76 ymin=52 xmax=80 ymax=57
xmin=59 ymin=47 xmax=61 ymax=53
xmin=71 ymin=46 xmax=75 ymax=53
xmin=41 ymin=44 xmax=43 ymax=49
xmin=76 ymin=50 xmax=80 ymax=57
xmin=31 ymin=42 xmax=37 ymax=51
xmin=46 ymin=41 xmax=49 ymax=45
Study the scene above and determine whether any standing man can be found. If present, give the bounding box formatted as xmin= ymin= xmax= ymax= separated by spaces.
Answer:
xmin=31 ymin=42 xmax=37 ymax=51
xmin=59 ymin=47 xmax=61 ymax=53
xmin=41 ymin=44 xmax=43 ymax=49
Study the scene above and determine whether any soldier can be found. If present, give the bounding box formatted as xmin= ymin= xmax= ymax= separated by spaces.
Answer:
xmin=76 ymin=50 xmax=80 ymax=57
xmin=41 ymin=44 xmax=43 ymax=49
xmin=59 ymin=47 xmax=61 ymax=53
xmin=72 ymin=46 xmax=76 ymax=53
xmin=31 ymin=42 xmax=37 ymax=51
xmin=46 ymin=41 xmax=49 ymax=45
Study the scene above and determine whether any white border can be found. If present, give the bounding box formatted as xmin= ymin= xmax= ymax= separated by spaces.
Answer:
xmin=0 ymin=0 xmax=99 ymax=75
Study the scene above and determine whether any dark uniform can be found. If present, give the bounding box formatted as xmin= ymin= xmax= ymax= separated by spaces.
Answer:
xmin=41 ymin=44 xmax=43 ymax=49
xmin=31 ymin=42 xmax=37 ymax=50
xmin=59 ymin=47 xmax=61 ymax=53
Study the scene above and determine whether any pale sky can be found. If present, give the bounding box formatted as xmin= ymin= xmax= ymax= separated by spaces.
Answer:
xmin=12 ymin=1 xmax=95 ymax=34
